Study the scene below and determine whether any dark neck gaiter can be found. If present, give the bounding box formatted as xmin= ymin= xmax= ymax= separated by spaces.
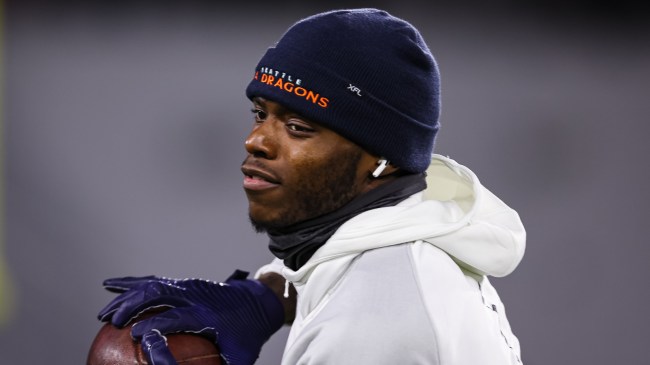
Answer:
xmin=267 ymin=173 xmax=427 ymax=271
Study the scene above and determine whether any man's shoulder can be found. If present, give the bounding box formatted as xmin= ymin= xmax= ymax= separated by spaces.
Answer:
xmin=349 ymin=241 xmax=470 ymax=288
xmin=325 ymin=242 xmax=484 ymax=324
xmin=325 ymin=242 xmax=471 ymax=315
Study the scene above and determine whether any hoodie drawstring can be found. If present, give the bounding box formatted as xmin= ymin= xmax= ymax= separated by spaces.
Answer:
xmin=284 ymin=279 xmax=291 ymax=298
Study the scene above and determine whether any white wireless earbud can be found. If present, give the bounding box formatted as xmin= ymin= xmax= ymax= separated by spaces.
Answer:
xmin=372 ymin=159 xmax=389 ymax=178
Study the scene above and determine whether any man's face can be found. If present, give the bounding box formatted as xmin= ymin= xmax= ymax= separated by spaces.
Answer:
xmin=241 ymin=97 xmax=377 ymax=231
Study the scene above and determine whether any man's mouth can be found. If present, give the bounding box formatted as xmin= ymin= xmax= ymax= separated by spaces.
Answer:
xmin=241 ymin=165 xmax=280 ymax=191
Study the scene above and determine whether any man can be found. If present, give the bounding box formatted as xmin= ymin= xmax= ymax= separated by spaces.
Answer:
xmin=98 ymin=8 xmax=526 ymax=365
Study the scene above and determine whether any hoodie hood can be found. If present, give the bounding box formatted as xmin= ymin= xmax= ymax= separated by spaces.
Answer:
xmin=421 ymin=155 xmax=526 ymax=276
xmin=283 ymin=154 xmax=526 ymax=285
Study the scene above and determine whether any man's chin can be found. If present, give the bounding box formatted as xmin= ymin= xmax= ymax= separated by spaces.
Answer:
xmin=248 ymin=215 xmax=288 ymax=234
xmin=249 ymin=216 xmax=269 ymax=234
xmin=248 ymin=213 xmax=302 ymax=234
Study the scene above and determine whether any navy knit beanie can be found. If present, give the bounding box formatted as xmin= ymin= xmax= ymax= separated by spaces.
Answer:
xmin=245 ymin=8 xmax=440 ymax=173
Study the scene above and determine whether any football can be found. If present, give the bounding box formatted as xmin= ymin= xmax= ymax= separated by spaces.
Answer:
xmin=87 ymin=309 xmax=222 ymax=365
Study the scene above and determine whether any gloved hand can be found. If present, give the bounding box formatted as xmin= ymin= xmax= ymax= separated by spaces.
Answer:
xmin=98 ymin=270 xmax=284 ymax=365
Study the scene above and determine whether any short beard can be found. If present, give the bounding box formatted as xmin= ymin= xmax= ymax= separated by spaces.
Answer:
xmin=250 ymin=149 xmax=364 ymax=233
xmin=250 ymin=216 xmax=269 ymax=234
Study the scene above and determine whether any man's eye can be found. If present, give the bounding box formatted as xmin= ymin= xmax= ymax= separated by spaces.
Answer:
xmin=287 ymin=124 xmax=301 ymax=132
xmin=287 ymin=123 xmax=312 ymax=133
xmin=251 ymin=108 xmax=267 ymax=121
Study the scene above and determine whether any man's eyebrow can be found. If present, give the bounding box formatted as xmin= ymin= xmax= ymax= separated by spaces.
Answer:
xmin=251 ymin=97 xmax=299 ymax=119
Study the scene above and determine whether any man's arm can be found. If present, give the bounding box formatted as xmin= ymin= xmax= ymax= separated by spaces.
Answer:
xmin=257 ymin=272 xmax=296 ymax=325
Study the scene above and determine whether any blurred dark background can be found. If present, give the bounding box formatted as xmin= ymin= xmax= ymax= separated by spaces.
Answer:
xmin=2 ymin=0 xmax=649 ymax=364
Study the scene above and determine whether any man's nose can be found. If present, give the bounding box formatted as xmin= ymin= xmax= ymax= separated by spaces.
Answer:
xmin=244 ymin=119 xmax=278 ymax=159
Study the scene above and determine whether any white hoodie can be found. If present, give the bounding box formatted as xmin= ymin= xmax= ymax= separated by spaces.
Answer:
xmin=256 ymin=154 xmax=526 ymax=364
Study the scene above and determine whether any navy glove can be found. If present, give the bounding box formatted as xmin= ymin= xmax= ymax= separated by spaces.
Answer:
xmin=98 ymin=270 xmax=284 ymax=365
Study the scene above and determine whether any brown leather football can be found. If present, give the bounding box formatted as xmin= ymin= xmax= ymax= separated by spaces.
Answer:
xmin=87 ymin=309 xmax=222 ymax=365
